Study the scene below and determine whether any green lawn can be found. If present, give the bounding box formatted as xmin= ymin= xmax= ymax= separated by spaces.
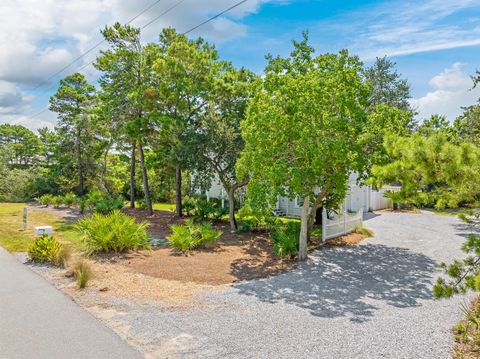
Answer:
xmin=132 ymin=201 xmax=175 ymax=212
xmin=0 ymin=203 xmax=82 ymax=252
xmin=153 ymin=203 xmax=175 ymax=212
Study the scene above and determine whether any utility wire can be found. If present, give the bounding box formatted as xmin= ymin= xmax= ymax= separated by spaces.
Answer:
xmin=27 ymin=0 xmax=249 ymax=120
xmin=31 ymin=0 xmax=165 ymax=91
xmin=183 ymin=0 xmax=248 ymax=35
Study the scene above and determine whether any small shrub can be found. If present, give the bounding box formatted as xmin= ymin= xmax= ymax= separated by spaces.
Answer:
xmin=51 ymin=195 xmax=63 ymax=208
xmin=182 ymin=196 xmax=197 ymax=216
xmin=355 ymin=226 xmax=374 ymax=237
xmin=76 ymin=211 xmax=150 ymax=255
xmin=83 ymin=190 xmax=124 ymax=214
xmin=271 ymin=222 xmax=300 ymax=258
xmin=167 ymin=219 xmax=222 ymax=253
xmin=235 ymin=218 xmax=257 ymax=233
xmin=237 ymin=204 xmax=277 ymax=230
xmin=137 ymin=198 xmax=147 ymax=209
xmin=73 ymin=260 xmax=93 ymax=289
xmin=28 ymin=234 xmax=62 ymax=264
xmin=182 ymin=197 xmax=228 ymax=221
xmin=37 ymin=194 xmax=53 ymax=207
xmin=63 ymin=192 xmax=77 ymax=207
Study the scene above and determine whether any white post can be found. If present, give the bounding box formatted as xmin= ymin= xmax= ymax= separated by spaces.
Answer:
xmin=23 ymin=207 xmax=28 ymax=231
xmin=322 ymin=207 xmax=327 ymax=242
xmin=343 ymin=203 xmax=347 ymax=235
xmin=220 ymin=187 xmax=225 ymax=208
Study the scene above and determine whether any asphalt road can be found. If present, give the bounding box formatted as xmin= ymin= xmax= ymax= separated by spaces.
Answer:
xmin=0 ymin=247 xmax=142 ymax=359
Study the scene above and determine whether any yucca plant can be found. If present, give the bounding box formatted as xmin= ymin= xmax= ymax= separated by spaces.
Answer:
xmin=75 ymin=211 xmax=150 ymax=255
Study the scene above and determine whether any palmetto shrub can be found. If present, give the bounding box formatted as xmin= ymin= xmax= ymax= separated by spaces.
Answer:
xmin=271 ymin=221 xmax=300 ymax=258
xmin=28 ymin=234 xmax=62 ymax=264
xmin=62 ymin=192 xmax=77 ymax=207
xmin=75 ymin=211 xmax=150 ymax=255
xmin=167 ymin=219 xmax=222 ymax=254
xmin=84 ymin=190 xmax=124 ymax=214
xmin=37 ymin=194 xmax=53 ymax=207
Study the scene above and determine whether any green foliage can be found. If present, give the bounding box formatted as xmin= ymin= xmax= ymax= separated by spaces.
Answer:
xmin=51 ymin=195 xmax=63 ymax=208
xmin=37 ymin=194 xmax=54 ymax=206
xmin=235 ymin=219 xmax=258 ymax=233
xmin=271 ymin=222 xmax=300 ymax=258
xmin=85 ymin=190 xmax=124 ymax=214
xmin=73 ymin=260 xmax=93 ymax=289
xmin=63 ymin=192 xmax=77 ymax=207
xmin=76 ymin=211 xmax=150 ymax=255
xmin=181 ymin=196 xmax=197 ymax=216
xmin=0 ymin=124 xmax=43 ymax=168
xmin=0 ymin=167 xmax=39 ymax=202
xmin=28 ymin=234 xmax=62 ymax=264
xmin=363 ymin=56 xmax=412 ymax=113
xmin=49 ymin=73 xmax=97 ymax=196
xmin=167 ymin=219 xmax=222 ymax=253
xmin=238 ymin=35 xmax=370 ymax=259
xmin=236 ymin=204 xmax=277 ymax=232
xmin=450 ymin=299 xmax=480 ymax=355
xmin=191 ymin=198 xmax=227 ymax=221
xmin=181 ymin=197 xmax=227 ymax=221
xmin=434 ymin=211 xmax=480 ymax=298
xmin=371 ymin=134 xmax=480 ymax=209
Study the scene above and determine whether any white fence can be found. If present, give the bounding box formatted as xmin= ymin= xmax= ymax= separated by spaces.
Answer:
xmin=322 ymin=207 xmax=363 ymax=241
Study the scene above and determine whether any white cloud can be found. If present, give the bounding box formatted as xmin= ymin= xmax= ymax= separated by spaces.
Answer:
xmin=0 ymin=0 xmax=279 ymax=129
xmin=316 ymin=0 xmax=480 ymax=60
xmin=410 ymin=63 xmax=480 ymax=122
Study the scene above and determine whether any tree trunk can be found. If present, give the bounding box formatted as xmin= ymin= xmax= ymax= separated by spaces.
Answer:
xmin=175 ymin=164 xmax=183 ymax=217
xmin=299 ymin=196 xmax=310 ymax=261
xmin=138 ymin=142 xmax=153 ymax=216
xmin=129 ymin=141 xmax=136 ymax=209
xmin=227 ymin=188 xmax=238 ymax=231
xmin=75 ymin=128 xmax=84 ymax=197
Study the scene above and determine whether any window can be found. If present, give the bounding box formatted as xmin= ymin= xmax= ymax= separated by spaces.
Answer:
xmin=295 ymin=196 xmax=304 ymax=208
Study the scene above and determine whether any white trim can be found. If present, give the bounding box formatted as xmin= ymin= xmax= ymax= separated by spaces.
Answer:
xmin=294 ymin=196 xmax=303 ymax=208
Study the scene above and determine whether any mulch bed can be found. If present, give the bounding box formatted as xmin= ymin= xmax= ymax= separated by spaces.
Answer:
xmin=120 ymin=208 xmax=296 ymax=285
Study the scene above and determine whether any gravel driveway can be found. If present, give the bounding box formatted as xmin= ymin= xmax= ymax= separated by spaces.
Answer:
xmin=107 ymin=211 xmax=470 ymax=358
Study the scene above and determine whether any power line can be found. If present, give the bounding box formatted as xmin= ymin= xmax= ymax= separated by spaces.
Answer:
xmin=31 ymin=0 xmax=165 ymax=91
xmin=27 ymin=0 xmax=250 ymax=121
xmin=183 ymin=0 xmax=248 ymax=35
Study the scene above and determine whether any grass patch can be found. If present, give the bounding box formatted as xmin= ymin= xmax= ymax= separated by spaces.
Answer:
xmin=132 ymin=202 xmax=176 ymax=212
xmin=452 ymin=297 xmax=480 ymax=359
xmin=0 ymin=203 xmax=82 ymax=252
xmin=73 ymin=260 xmax=93 ymax=289
xmin=355 ymin=226 xmax=374 ymax=237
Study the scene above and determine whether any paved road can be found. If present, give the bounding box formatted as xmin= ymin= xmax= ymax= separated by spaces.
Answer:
xmin=109 ymin=211 xmax=470 ymax=358
xmin=0 ymin=247 xmax=141 ymax=359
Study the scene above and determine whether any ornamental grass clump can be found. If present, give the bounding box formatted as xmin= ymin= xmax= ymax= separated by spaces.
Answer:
xmin=75 ymin=211 xmax=150 ymax=255
xmin=73 ymin=260 xmax=93 ymax=289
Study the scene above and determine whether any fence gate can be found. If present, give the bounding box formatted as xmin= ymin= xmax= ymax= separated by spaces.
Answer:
xmin=322 ymin=207 xmax=363 ymax=241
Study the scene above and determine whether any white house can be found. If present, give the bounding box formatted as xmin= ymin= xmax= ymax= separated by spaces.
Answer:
xmin=199 ymin=173 xmax=396 ymax=218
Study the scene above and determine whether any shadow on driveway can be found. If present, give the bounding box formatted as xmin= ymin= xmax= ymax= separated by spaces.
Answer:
xmin=233 ymin=244 xmax=436 ymax=323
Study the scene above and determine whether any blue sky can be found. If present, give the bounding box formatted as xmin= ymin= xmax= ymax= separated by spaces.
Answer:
xmin=1 ymin=0 xmax=480 ymax=129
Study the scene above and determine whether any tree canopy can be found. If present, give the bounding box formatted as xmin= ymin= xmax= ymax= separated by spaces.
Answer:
xmin=238 ymin=35 xmax=369 ymax=259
